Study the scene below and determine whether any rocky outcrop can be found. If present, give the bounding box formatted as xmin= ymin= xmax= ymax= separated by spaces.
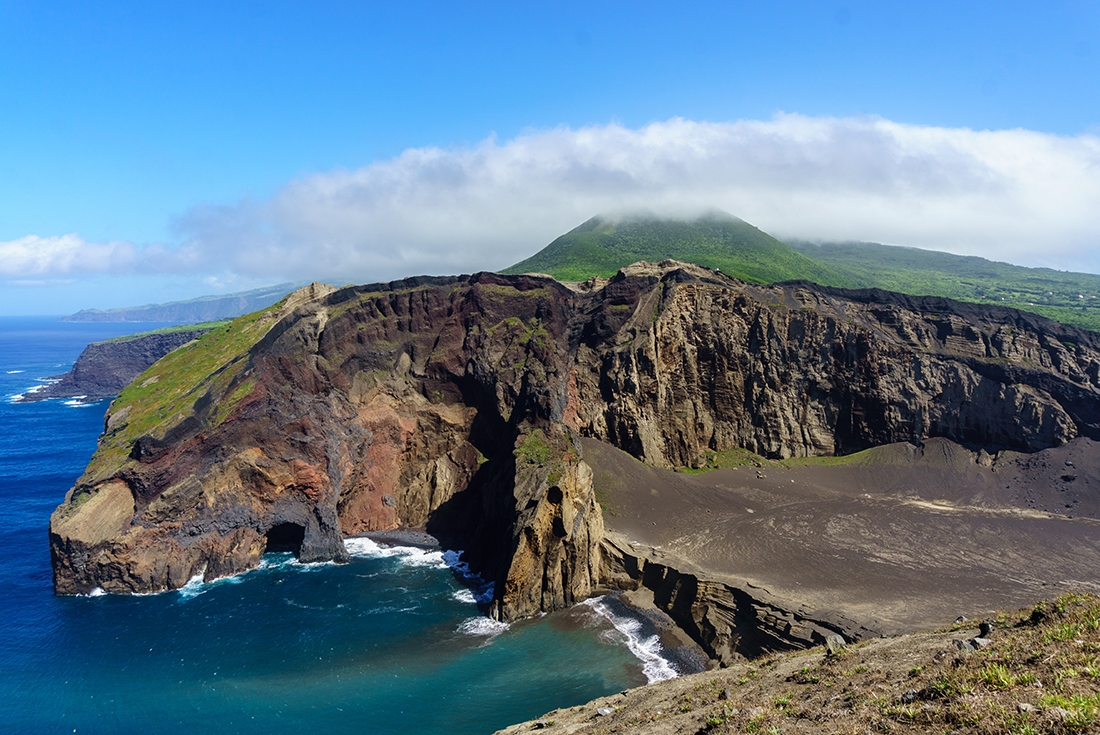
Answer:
xmin=600 ymin=535 xmax=877 ymax=665
xmin=50 ymin=264 xmax=1100 ymax=630
xmin=20 ymin=328 xmax=214 ymax=403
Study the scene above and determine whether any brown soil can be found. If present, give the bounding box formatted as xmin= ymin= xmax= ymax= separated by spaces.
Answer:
xmin=584 ymin=436 xmax=1100 ymax=635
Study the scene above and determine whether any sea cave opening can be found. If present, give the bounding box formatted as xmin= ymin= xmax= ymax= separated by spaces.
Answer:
xmin=265 ymin=522 xmax=306 ymax=557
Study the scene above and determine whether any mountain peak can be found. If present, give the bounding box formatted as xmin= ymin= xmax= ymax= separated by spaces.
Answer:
xmin=503 ymin=212 xmax=850 ymax=286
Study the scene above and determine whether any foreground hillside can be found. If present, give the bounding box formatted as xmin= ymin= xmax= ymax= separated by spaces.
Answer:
xmin=498 ymin=592 xmax=1100 ymax=735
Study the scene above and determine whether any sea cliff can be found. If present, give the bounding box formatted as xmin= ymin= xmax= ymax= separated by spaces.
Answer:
xmin=20 ymin=327 xmax=214 ymax=403
xmin=50 ymin=263 xmax=1100 ymax=655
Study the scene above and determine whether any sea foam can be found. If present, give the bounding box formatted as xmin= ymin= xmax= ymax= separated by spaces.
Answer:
xmin=176 ymin=572 xmax=210 ymax=600
xmin=9 ymin=378 xmax=60 ymax=402
xmin=457 ymin=616 xmax=510 ymax=637
xmin=344 ymin=537 xmax=447 ymax=569
xmin=442 ymin=549 xmax=495 ymax=606
xmin=344 ymin=538 xmax=496 ymax=605
xmin=582 ymin=596 xmax=679 ymax=683
xmin=452 ymin=589 xmax=477 ymax=604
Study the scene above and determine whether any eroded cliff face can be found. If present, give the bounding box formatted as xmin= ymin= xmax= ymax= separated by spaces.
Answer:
xmin=570 ymin=266 xmax=1100 ymax=466
xmin=600 ymin=536 xmax=875 ymax=665
xmin=50 ymin=263 xmax=1100 ymax=628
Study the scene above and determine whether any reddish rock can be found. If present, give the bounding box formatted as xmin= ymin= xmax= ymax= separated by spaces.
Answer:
xmin=49 ymin=265 xmax=1100 ymax=625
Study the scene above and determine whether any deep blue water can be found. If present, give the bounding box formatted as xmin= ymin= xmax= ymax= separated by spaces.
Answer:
xmin=0 ymin=317 xmax=672 ymax=734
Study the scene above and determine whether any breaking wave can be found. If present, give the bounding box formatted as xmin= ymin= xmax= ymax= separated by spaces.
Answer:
xmin=457 ymin=616 xmax=510 ymax=638
xmin=344 ymin=537 xmax=447 ymax=569
xmin=441 ymin=549 xmax=495 ymax=606
xmin=582 ymin=596 xmax=679 ymax=683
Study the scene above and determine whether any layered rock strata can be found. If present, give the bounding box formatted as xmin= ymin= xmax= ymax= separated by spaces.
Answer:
xmin=50 ymin=263 xmax=1100 ymax=634
xmin=601 ymin=535 xmax=874 ymax=665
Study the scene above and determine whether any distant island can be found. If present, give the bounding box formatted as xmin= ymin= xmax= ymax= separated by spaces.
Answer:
xmin=60 ymin=282 xmax=305 ymax=323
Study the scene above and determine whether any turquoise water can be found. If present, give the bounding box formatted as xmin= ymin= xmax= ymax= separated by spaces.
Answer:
xmin=0 ymin=317 xmax=671 ymax=734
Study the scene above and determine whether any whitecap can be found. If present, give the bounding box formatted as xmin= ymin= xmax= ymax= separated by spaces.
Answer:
xmin=457 ymin=616 xmax=509 ymax=637
xmin=255 ymin=554 xmax=297 ymax=573
xmin=63 ymin=397 xmax=94 ymax=407
xmin=9 ymin=380 xmax=59 ymax=402
xmin=292 ymin=559 xmax=338 ymax=572
xmin=285 ymin=599 xmax=327 ymax=611
xmin=176 ymin=572 xmax=209 ymax=600
xmin=173 ymin=564 xmax=258 ymax=599
xmin=452 ymin=589 xmax=477 ymax=604
xmin=343 ymin=536 xmax=447 ymax=569
xmin=6 ymin=369 xmax=24 ymax=374
xmin=582 ymin=596 xmax=679 ymax=683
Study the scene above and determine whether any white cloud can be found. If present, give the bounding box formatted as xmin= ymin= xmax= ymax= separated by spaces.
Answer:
xmin=7 ymin=115 xmax=1100 ymax=282
xmin=0 ymin=234 xmax=136 ymax=276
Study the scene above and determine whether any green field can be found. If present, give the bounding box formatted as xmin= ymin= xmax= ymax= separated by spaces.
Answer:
xmin=789 ymin=240 xmax=1100 ymax=332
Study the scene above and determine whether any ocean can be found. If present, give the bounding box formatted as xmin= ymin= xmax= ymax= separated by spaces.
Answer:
xmin=0 ymin=316 xmax=677 ymax=734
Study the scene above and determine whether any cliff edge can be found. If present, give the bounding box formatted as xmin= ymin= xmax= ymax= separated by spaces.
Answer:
xmin=20 ymin=327 xmax=216 ymax=403
xmin=50 ymin=265 xmax=1100 ymax=634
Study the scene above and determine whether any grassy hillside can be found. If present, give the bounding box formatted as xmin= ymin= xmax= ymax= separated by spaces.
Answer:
xmin=790 ymin=240 xmax=1100 ymax=332
xmin=80 ymin=306 xmax=283 ymax=484
xmin=503 ymin=212 xmax=853 ymax=287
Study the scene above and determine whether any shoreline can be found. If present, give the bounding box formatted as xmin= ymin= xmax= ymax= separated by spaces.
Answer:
xmin=353 ymin=528 xmax=712 ymax=677
xmin=593 ymin=589 xmax=712 ymax=677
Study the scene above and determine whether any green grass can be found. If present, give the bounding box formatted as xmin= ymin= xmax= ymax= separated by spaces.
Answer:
xmin=502 ymin=212 xmax=854 ymax=287
xmin=508 ymin=214 xmax=1100 ymax=333
xmin=97 ymin=320 xmax=232 ymax=344
xmin=81 ymin=306 xmax=283 ymax=483
xmin=789 ymin=239 xmax=1100 ymax=332
xmin=679 ymin=445 xmax=880 ymax=474
xmin=515 ymin=429 xmax=554 ymax=465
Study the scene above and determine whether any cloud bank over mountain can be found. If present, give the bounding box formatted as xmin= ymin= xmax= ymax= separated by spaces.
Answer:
xmin=6 ymin=115 xmax=1100 ymax=283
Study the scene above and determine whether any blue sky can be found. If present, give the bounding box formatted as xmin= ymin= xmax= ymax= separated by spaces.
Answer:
xmin=2 ymin=1 xmax=1099 ymax=314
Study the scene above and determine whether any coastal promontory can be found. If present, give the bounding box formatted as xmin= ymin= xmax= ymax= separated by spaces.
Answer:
xmin=50 ymin=263 xmax=1100 ymax=661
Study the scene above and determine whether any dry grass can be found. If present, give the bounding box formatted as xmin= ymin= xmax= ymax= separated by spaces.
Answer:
xmin=498 ymin=592 xmax=1100 ymax=735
